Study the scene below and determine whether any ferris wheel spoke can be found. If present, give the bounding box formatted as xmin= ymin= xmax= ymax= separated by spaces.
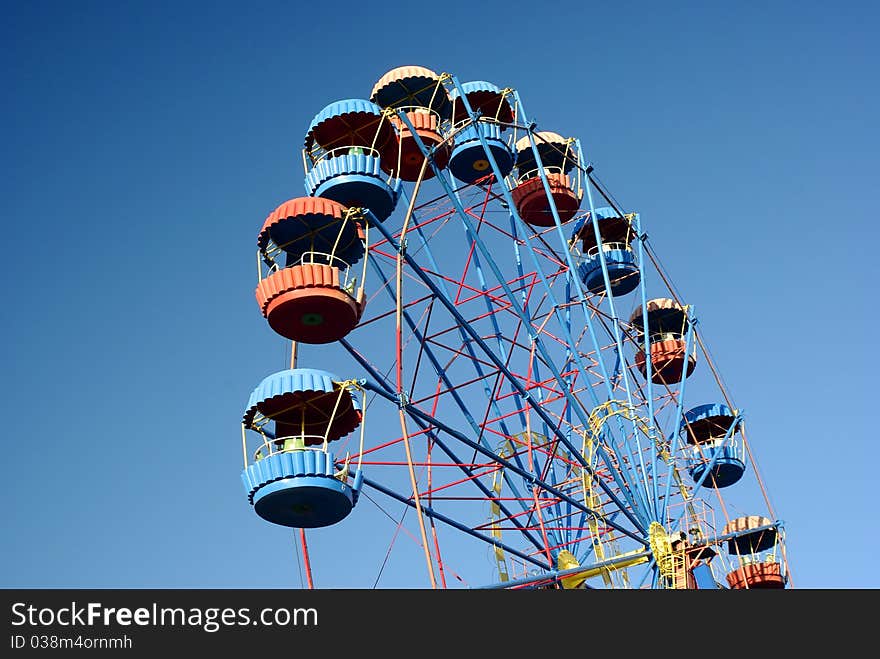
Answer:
xmin=559 ymin=386 xmax=655 ymax=523
xmin=659 ymin=316 xmax=697 ymax=525
xmin=372 ymin=216 xmax=527 ymax=443
xmin=360 ymin=474 xmax=552 ymax=572
xmin=366 ymin=255 xmax=491 ymax=432
xmin=575 ymin=181 xmax=658 ymax=518
xmin=447 ymin=192 xmax=532 ymax=435
xmin=365 ymin=211 xmax=655 ymax=534
xmin=338 ymin=338 xmax=551 ymax=556
xmin=572 ymin=177 xmax=688 ymax=518
xmin=459 ymin=93 xmax=632 ymax=418
xmin=363 ymin=380 xmax=649 ymax=547
xmin=511 ymin=226 xmax=655 ymax=523
xmin=632 ymin=220 xmax=662 ymax=514
xmin=509 ymin=213 xmax=649 ymax=541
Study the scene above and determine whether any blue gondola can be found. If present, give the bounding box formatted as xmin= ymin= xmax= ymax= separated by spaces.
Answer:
xmin=303 ymin=99 xmax=400 ymax=221
xmin=241 ymin=368 xmax=364 ymax=528
xmin=680 ymin=403 xmax=745 ymax=488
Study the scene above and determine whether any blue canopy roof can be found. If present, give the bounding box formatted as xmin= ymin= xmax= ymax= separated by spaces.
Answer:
xmin=449 ymin=80 xmax=502 ymax=99
xmin=569 ymin=207 xmax=620 ymax=240
xmin=680 ymin=403 xmax=737 ymax=433
xmin=304 ymin=99 xmax=387 ymax=151
xmin=243 ymin=368 xmax=361 ymax=425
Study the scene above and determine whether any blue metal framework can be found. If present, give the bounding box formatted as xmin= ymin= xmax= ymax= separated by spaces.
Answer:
xmin=243 ymin=67 xmax=791 ymax=590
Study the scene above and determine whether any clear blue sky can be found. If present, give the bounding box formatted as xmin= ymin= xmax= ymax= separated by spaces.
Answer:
xmin=1 ymin=0 xmax=875 ymax=588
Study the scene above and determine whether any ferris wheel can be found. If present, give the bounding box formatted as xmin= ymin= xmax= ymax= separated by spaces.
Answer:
xmin=238 ymin=65 xmax=791 ymax=589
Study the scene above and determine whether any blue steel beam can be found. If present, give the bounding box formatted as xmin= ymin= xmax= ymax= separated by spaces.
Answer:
xmin=381 ymin=184 xmax=529 ymax=451
xmin=401 ymin=183 xmax=520 ymax=443
xmin=391 ymin=109 xmax=649 ymax=534
xmin=338 ymin=337 xmax=549 ymax=556
xmin=577 ymin=158 xmax=654 ymax=519
xmin=360 ymin=474 xmax=551 ymax=571
xmin=444 ymin=85 xmax=654 ymax=524
xmin=364 ymin=254 xmax=542 ymax=533
xmin=363 ymin=378 xmax=649 ymax=547
xmin=504 ymin=113 xmax=652 ymax=515
xmin=632 ymin=214 xmax=662 ymax=513
xmin=401 ymin=200 xmax=567 ymax=545
xmin=365 ymin=204 xmax=648 ymax=534
xmin=661 ymin=311 xmax=698 ymax=524
xmin=572 ymin=171 xmax=671 ymax=511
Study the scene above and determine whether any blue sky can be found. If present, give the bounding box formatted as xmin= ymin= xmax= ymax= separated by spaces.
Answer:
xmin=1 ymin=0 xmax=876 ymax=588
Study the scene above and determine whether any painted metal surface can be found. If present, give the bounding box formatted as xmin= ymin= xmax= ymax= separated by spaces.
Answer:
xmin=514 ymin=130 xmax=566 ymax=150
xmin=371 ymin=65 xmax=440 ymax=98
xmin=385 ymin=110 xmax=448 ymax=180
xmin=726 ymin=562 xmax=785 ymax=589
xmin=511 ymin=172 xmax=579 ymax=225
xmin=370 ymin=65 xmax=451 ymax=119
xmin=305 ymin=153 xmax=400 ymax=221
xmin=688 ymin=445 xmax=745 ymax=488
xmin=634 ymin=338 xmax=697 ymax=383
xmin=723 ymin=516 xmax=779 ymax=554
xmin=238 ymin=64 xmax=790 ymax=588
xmin=258 ymin=197 xmax=365 ymax=266
xmin=450 ymin=80 xmax=514 ymax=124
xmin=448 ymin=123 xmax=514 ymax=184
xmin=628 ymin=297 xmax=689 ymax=333
xmin=680 ymin=403 xmax=739 ymax=443
xmin=243 ymin=449 xmax=340 ymax=499
xmin=246 ymin=447 xmax=359 ymax=528
xmin=257 ymin=264 xmax=362 ymax=344
xmin=514 ymin=131 xmax=576 ymax=172
xmin=578 ymin=247 xmax=640 ymax=295
xmin=304 ymin=98 xmax=393 ymax=152
xmin=242 ymin=368 xmax=362 ymax=443
xmin=570 ymin=206 xmax=635 ymax=250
